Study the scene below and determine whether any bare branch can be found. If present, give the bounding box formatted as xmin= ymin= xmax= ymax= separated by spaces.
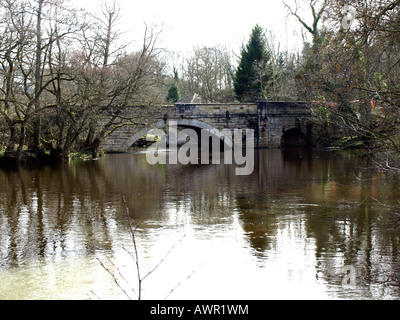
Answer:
xmin=97 ymin=257 xmax=134 ymax=300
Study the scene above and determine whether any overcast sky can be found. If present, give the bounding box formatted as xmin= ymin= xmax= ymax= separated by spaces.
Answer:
xmin=70 ymin=0 xmax=304 ymax=55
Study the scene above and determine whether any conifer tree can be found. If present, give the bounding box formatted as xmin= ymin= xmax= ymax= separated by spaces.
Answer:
xmin=234 ymin=25 xmax=271 ymax=102
xmin=166 ymin=68 xmax=181 ymax=103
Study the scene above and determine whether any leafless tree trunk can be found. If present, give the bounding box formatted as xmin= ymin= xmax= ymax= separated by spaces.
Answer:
xmin=32 ymin=0 xmax=43 ymax=153
xmin=84 ymin=0 xmax=127 ymax=154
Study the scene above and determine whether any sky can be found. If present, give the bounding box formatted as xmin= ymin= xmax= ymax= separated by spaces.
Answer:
xmin=69 ymin=0 xmax=305 ymax=56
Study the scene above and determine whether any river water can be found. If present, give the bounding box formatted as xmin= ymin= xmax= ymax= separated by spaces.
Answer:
xmin=0 ymin=149 xmax=400 ymax=300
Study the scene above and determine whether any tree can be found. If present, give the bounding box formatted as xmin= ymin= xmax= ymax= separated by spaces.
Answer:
xmin=81 ymin=0 xmax=125 ymax=154
xmin=283 ymin=0 xmax=328 ymax=47
xmin=289 ymin=0 xmax=400 ymax=162
xmin=71 ymin=21 xmax=166 ymax=157
xmin=32 ymin=0 xmax=44 ymax=153
xmin=233 ymin=25 xmax=271 ymax=102
xmin=0 ymin=0 xmax=82 ymax=160
xmin=264 ymin=30 xmax=298 ymax=101
xmin=0 ymin=0 xmax=167 ymax=163
xmin=182 ymin=45 xmax=234 ymax=103
xmin=166 ymin=68 xmax=181 ymax=103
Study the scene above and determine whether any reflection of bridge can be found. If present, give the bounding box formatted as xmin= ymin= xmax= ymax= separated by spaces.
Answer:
xmin=100 ymin=101 xmax=314 ymax=152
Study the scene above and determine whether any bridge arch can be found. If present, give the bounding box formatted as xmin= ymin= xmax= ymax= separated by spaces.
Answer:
xmin=281 ymin=127 xmax=307 ymax=148
xmin=118 ymin=120 xmax=165 ymax=152
xmin=118 ymin=119 xmax=231 ymax=152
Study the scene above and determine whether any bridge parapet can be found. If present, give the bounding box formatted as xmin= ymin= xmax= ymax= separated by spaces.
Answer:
xmin=173 ymin=102 xmax=258 ymax=130
xmin=174 ymin=103 xmax=257 ymax=117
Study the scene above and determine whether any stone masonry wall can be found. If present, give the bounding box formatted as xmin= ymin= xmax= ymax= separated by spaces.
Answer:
xmin=258 ymin=102 xmax=313 ymax=148
xmin=100 ymin=102 xmax=314 ymax=152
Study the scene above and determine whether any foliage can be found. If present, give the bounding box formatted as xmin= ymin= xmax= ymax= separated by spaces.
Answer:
xmin=287 ymin=0 xmax=400 ymax=161
xmin=233 ymin=25 xmax=272 ymax=102
xmin=166 ymin=83 xmax=180 ymax=104
xmin=166 ymin=69 xmax=181 ymax=103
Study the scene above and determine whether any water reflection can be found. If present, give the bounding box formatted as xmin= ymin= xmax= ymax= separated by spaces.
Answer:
xmin=0 ymin=149 xmax=400 ymax=299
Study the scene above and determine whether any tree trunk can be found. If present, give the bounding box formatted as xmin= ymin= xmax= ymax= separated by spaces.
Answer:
xmin=5 ymin=126 xmax=17 ymax=157
xmin=32 ymin=0 xmax=43 ymax=154
xmin=85 ymin=122 xmax=96 ymax=149
xmin=16 ymin=124 xmax=26 ymax=160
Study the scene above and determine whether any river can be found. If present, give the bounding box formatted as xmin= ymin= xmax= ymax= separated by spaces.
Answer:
xmin=0 ymin=149 xmax=400 ymax=300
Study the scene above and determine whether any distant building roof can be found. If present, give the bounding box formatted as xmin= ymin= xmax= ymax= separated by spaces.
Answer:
xmin=176 ymin=93 xmax=203 ymax=104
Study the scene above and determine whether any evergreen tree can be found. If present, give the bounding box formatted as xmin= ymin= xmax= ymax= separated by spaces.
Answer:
xmin=166 ymin=68 xmax=181 ymax=103
xmin=166 ymin=83 xmax=180 ymax=103
xmin=234 ymin=24 xmax=271 ymax=102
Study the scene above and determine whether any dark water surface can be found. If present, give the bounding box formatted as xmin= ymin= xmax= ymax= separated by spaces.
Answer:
xmin=1 ymin=149 xmax=400 ymax=300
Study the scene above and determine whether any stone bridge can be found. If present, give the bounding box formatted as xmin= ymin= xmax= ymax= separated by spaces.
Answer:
xmin=100 ymin=101 xmax=314 ymax=152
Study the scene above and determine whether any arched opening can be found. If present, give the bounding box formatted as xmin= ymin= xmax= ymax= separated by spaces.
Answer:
xmin=120 ymin=119 xmax=231 ymax=152
xmin=281 ymin=128 xmax=307 ymax=148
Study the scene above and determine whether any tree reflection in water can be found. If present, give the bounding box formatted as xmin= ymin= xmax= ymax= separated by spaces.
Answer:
xmin=0 ymin=149 xmax=400 ymax=299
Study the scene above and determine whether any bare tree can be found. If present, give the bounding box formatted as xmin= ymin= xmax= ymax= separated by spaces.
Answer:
xmin=0 ymin=0 xmax=167 ymax=162
xmin=0 ymin=0 xmax=53 ymax=159
xmin=183 ymin=45 xmax=235 ymax=102
xmin=72 ymin=19 xmax=166 ymax=156
xmin=265 ymin=30 xmax=300 ymax=101
xmin=283 ymin=0 xmax=328 ymax=45
xmin=264 ymin=31 xmax=299 ymax=101
xmin=81 ymin=0 xmax=127 ymax=152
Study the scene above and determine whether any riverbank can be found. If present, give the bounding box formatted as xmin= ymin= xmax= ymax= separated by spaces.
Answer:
xmin=0 ymin=149 xmax=105 ymax=167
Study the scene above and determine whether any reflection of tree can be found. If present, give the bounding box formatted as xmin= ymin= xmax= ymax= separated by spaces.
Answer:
xmin=0 ymin=154 xmax=240 ymax=268
xmin=305 ymin=169 xmax=400 ymax=297
xmin=1 ymin=150 xmax=400 ymax=298
xmin=234 ymin=196 xmax=278 ymax=256
xmin=0 ymin=165 xmax=118 ymax=268
xmin=237 ymin=149 xmax=400 ymax=296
